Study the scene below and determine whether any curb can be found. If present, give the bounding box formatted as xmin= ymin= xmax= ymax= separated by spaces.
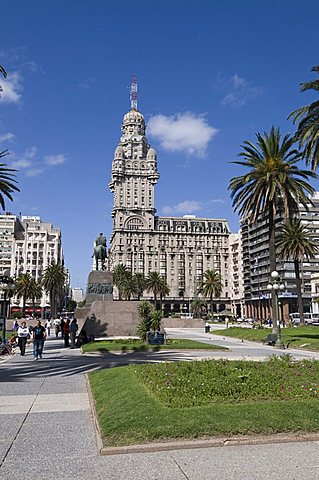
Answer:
xmin=85 ymin=374 xmax=104 ymax=453
xmin=99 ymin=432 xmax=319 ymax=455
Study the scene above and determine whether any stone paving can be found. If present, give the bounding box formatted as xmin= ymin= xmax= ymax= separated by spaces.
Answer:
xmin=0 ymin=332 xmax=319 ymax=479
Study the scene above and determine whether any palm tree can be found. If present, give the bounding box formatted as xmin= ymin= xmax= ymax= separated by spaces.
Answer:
xmin=289 ymin=65 xmax=319 ymax=171
xmin=14 ymin=273 xmax=33 ymax=315
xmin=112 ymin=264 xmax=130 ymax=300
xmin=228 ymin=126 xmax=316 ymax=335
xmin=28 ymin=278 xmax=43 ymax=317
xmin=276 ymin=217 xmax=319 ymax=324
xmin=191 ymin=297 xmax=207 ymax=318
xmin=121 ymin=272 xmax=138 ymax=300
xmin=41 ymin=261 xmax=67 ymax=319
xmin=198 ymin=270 xmax=222 ymax=314
xmin=137 ymin=301 xmax=153 ymax=341
xmin=133 ymin=273 xmax=146 ymax=300
xmin=150 ymin=309 xmax=162 ymax=332
xmin=0 ymin=65 xmax=7 ymax=98
xmin=0 ymin=151 xmax=20 ymax=211
xmin=145 ymin=271 xmax=164 ymax=304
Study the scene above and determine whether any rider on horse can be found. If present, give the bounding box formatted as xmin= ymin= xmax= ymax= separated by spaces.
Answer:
xmin=93 ymin=233 xmax=107 ymax=270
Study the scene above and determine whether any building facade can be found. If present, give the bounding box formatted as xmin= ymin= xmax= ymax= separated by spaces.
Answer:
xmin=109 ymin=106 xmax=231 ymax=312
xmin=0 ymin=214 xmax=64 ymax=315
xmin=241 ymin=193 xmax=319 ymax=321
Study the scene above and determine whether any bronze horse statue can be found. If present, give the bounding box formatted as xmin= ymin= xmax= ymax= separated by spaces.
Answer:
xmin=92 ymin=233 xmax=108 ymax=271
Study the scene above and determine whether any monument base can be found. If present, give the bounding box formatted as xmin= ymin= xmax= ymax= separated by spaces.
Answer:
xmin=74 ymin=270 xmax=140 ymax=337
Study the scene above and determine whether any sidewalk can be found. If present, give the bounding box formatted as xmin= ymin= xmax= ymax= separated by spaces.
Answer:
xmin=1 ymin=336 xmax=319 ymax=479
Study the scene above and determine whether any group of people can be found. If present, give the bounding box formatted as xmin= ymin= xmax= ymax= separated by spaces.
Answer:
xmin=10 ymin=317 xmax=82 ymax=359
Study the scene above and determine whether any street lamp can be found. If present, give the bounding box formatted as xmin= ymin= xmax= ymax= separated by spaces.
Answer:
xmin=267 ymin=271 xmax=285 ymax=348
xmin=0 ymin=271 xmax=15 ymax=345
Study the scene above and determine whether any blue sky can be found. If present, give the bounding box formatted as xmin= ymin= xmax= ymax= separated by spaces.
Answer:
xmin=1 ymin=0 xmax=319 ymax=289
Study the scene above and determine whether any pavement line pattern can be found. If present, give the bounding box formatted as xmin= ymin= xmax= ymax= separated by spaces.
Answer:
xmin=0 ymin=393 xmax=89 ymax=414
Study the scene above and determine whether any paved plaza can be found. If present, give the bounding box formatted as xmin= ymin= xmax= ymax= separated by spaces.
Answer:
xmin=0 ymin=330 xmax=319 ymax=479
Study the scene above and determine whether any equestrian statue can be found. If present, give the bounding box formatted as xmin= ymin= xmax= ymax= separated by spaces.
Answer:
xmin=92 ymin=233 xmax=108 ymax=271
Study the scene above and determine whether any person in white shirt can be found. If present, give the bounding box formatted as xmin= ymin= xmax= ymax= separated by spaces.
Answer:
xmin=45 ymin=319 xmax=52 ymax=337
xmin=17 ymin=321 xmax=30 ymax=356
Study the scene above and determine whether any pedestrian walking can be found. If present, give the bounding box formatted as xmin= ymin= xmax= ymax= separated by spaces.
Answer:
xmin=17 ymin=321 xmax=30 ymax=356
xmin=60 ymin=318 xmax=65 ymax=339
xmin=225 ymin=317 xmax=229 ymax=328
xmin=53 ymin=318 xmax=61 ymax=338
xmin=13 ymin=320 xmax=19 ymax=332
xmin=45 ymin=319 xmax=52 ymax=337
xmin=70 ymin=318 xmax=78 ymax=349
xmin=63 ymin=319 xmax=70 ymax=347
xmin=32 ymin=319 xmax=46 ymax=360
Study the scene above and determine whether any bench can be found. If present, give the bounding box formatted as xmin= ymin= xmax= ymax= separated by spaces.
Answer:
xmin=263 ymin=334 xmax=278 ymax=346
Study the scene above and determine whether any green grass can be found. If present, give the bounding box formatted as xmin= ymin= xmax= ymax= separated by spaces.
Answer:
xmin=89 ymin=356 xmax=319 ymax=447
xmin=82 ymin=338 xmax=228 ymax=353
xmin=213 ymin=326 xmax=319 ymax=350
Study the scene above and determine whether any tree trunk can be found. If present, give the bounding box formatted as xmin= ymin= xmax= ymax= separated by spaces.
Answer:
xmin=22 ymin=295 xmax=26 ymax=316
xmin=294 ymin=259 xmax=305 ymax=325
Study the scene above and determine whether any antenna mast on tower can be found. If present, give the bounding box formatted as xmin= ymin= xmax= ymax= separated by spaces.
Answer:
xmin=130 ymin=75 xmax=138 ymax=110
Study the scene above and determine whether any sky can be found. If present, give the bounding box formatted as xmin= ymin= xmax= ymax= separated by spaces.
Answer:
xmin=1 ymin=0 xmax=319 ymax=289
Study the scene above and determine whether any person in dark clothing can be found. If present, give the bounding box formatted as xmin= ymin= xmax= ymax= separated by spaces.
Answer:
xmin=32 ymin=320 xmax=46 ymax=360
xmin=60 ymin=319 xmax=65 ymax=339
xmin=70 ymin=318 xmax=78 ymax=349
xmin=63 ymin=319 xmax=70 ymax=347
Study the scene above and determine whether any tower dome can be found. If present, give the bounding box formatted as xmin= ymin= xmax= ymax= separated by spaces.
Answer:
xmin=123 ymin=109 xmax=145 ymax=124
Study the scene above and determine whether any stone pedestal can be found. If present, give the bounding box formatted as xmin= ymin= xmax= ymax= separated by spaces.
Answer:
xmin=74 ymin=270 xmax=139 ymax=337
xmin=86 ymin=271 xmax=113 ymax=304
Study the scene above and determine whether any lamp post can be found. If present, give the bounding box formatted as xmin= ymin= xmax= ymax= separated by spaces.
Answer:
xmin=1 ymin=272 xmax=15 ymax=345
xmin=267 ymin=271 xmax=285 ymax=348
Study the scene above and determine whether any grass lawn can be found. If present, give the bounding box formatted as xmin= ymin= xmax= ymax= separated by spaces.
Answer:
xmin=89 ymin=356 xmax=319 ymax=447
xmin=83 ymin=338 xmax=228 ymax=353
xmin=212 ymin=326 xmax=319 ymax=350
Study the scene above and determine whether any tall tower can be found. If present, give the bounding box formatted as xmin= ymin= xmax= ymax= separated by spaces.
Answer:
xmin=109 ymin=78 xmax=159 ymax=273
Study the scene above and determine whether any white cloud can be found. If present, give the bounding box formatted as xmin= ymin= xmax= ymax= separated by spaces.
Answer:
xmin=148 ymin=112 xmax=218 ymax=157
xmin=44 ymin=154 xmax=66 ymax=166
xmin=25 ymin=146 xmax=38 ymax=159
xmin=162 ymin=198 xmax=227 ymax=215
xmin=0 ymin=71 xmax=23 ymax=103
xmin=221 ymin=74 xmax=262 ymax=108
xmin=0 ymin=132 xmax=16 ymax=143
xmin=25 ymin=168 xmax=44 ymax=177
xmin=11 ymin=158 xmax=32 ymax=169
xmin=78 ymin=77 xmax=96 ymax=89
xmin=10 ymin=146 xmax=38 ymax=169
xmin=162 ymin=200 xmax=203 ymax=215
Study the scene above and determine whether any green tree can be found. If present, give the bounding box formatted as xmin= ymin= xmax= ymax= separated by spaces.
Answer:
xmin=150 ymin=309 xmax=162 ymax=332
xmin=121 ymin=272 xmax=138 ymax=300
xmin=41 ymin=261 xmax=67 ymax=319
xmin=0 ymin=151 xmax=20 ymax=211
xmin=145 ymin=272 xmax=165 ymax=303
xmin=228 ymin=126 xmax=315 ymax=335
xmin=0 ymin=65 xmax=7 ymax=97
xmin=28 ymin=277 xmax=42 ymax=317
xmin=66 ymin=299 xmax=77 ymax=312
xmin=198 ymin=270 xmax=222 ymax=314
xmin=14 ymin=273 xmax=33 ymax=316
xmin=133 ymin=273 xmax=146 ymax=300
xmin=276 ymin=217 xmax=319 ymax=325
xmin=191 ymin=297 xmax=207 ymax=318
xmin=137 ymin=301 xmax=153 ymax=341
xmin=112 ymin=264 xmax=130 ymax=300
xmin=289 ymin=65 xmax=319 ymax=171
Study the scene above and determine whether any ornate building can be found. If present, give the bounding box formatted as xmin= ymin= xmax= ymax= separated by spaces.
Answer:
xmin=109 ymin=87 xmax=231 ymax=312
